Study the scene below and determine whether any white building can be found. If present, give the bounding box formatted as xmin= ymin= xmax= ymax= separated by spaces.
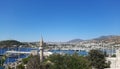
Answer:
xmin=106 ymin=49 xmax=120 ymax=69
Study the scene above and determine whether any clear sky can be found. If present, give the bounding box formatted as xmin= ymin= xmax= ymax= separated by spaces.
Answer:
xmin=0 ymin=0 xmax=120 ymax=42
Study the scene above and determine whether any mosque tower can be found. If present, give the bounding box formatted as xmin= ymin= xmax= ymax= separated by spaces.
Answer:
xmin=39 ymin=36 xmax=44 ymax=62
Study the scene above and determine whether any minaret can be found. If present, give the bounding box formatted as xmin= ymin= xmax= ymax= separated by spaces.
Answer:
xmin=40 ymin=36 xmax=44 ymax=62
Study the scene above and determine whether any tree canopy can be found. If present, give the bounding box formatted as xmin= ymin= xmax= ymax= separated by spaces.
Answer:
xmin=46 ymin=54 xmax=91 ymax=69
xmin=26 ymin=55 xmax=48 ymax=69
xmin=87 ymin=49 xmax=110 ymax=69
xmin=24 ymin=53 xmax=91 ymax=69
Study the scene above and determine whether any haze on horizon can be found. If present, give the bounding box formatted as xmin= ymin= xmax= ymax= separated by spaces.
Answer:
xmin=0 ymin=0 xmax=120 ymax=42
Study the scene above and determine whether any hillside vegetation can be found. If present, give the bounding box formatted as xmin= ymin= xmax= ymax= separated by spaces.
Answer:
xmin=0 ymin=40 xmax=25 ymax=48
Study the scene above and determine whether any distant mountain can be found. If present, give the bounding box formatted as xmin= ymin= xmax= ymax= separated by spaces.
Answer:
xmin=92 ymin=35 xmax=120 ymax=43
xmin=67 ymin=39 xmax=83 ymax=43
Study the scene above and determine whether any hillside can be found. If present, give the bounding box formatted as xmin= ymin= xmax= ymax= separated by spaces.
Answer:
xmin=67 ymin=39 xmax=83 ymax=43
xmin=0 ymin=40 xmax=25 ymax=48
xmin=66 ymin=35 xmax=120 ymax=44
xmin=92 ymin=35 xmax=120 ymax=43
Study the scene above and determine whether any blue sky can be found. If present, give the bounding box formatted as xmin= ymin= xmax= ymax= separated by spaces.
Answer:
xmin=0 ymin=0 xmax=120 ymax=42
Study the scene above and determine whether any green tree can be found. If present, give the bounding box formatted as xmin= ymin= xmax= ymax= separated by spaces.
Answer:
xmin=0 ymin=59 xmax=5 ymax=66
xmin=87 ymin=50 xmax=110 ymax=69
xmin=22 ymin=55 xmax=32 ymax=64
xmin=26 ymin=55 xmax=48 ymax=69
xmin=0 ymin=55 xmax=7 ymax=66
xmin=26 ymin=55 xmax=40 ymax=69
xmin=26 ymin=54 xmax=91 ymax=69
xmin=46 ymin=54 xmax=91 ymax=69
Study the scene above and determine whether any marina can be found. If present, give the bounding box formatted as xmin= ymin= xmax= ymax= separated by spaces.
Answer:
xmin=0 ymin=47 xmax=116 ymax=64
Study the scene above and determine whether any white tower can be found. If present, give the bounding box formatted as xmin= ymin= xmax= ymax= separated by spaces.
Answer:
xmin=39 ymin=36 xmax=44 ymax=62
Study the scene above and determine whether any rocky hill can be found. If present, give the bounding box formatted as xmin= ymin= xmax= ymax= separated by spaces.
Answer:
xmin=92 ymin=35 xmax=120 ymax=43
xmin=66 ymin=35 xmax=120 ymax=44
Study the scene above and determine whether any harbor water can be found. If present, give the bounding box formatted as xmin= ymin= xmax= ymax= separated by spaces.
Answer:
xmin=0 ymin=48 xmax=116 ymax=64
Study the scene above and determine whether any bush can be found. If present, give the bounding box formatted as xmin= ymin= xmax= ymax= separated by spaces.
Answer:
xmin=17 ymin=64 xmax=25 ymax=69
xmin=111 ymin=54 xmax=116 ymax=57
